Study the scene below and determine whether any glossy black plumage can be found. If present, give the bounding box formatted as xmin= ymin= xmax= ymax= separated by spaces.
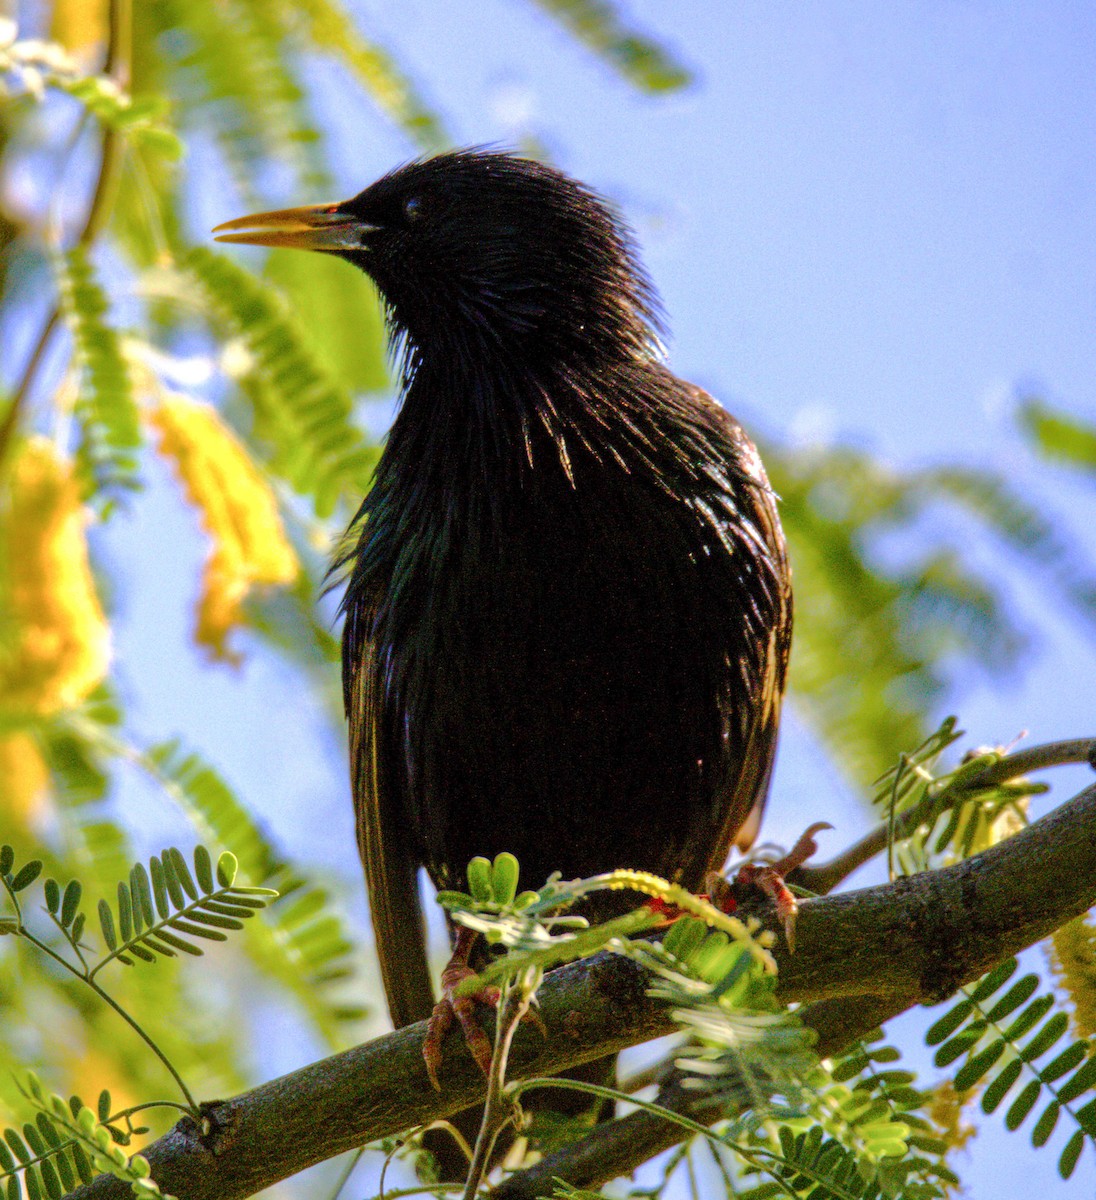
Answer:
xmin=216 ymin=149 xmax=792 ymax=1035
xmin=332 ymin=151 xmax=792 ymax=1031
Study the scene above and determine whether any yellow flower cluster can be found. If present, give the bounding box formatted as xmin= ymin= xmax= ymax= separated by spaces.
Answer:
xmin=1048 ymin=915 xmax=1096 ymax=1040
xmin=0 ymin=437 xmax=110 ymax=827
xmin=0 ymin=437 xmax=111 ymax=715
xmin=0 ymin=730 xmax=50 ymax=828
xmin=147 ymin=395 xmax=298 ymax=662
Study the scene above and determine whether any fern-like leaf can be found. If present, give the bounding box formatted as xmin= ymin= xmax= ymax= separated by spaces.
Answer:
xmin=277 ymin=0 xmax=447 ymax=148
xmin=926 ymin=957 xmax=1096 ymax=1179
xmin=90 ymin=846 xmax=275 ymax=975
xmin=143 ymin=738 xmax=366 ymax=1038
xmin=56 ymin=246 xmax=142 ymax=510
xmin=151 ymin=0 xmax=328 ymax=199
xmin=181 ymin=247 xmax=379 ymax=517
xmin=0 ymin=36 xmax=181 ymax=155
xmin=1 ymin=1074 xmax=168 ymax=1199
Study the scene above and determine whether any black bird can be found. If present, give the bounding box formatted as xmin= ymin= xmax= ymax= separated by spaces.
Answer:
xmin=215 ymin=148 xmax=792 ymax=1083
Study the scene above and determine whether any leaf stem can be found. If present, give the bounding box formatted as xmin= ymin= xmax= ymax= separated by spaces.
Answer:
xmin=83 ymin=975 xmax=199 ymax=1113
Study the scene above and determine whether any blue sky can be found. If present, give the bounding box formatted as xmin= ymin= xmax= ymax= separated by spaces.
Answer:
xmin=108 ymin=3 xmax=1096 ymax=1195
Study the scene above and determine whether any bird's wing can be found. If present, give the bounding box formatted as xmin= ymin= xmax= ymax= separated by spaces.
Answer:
xmin=692 ymin=387 xmax=794 ymax=863
xmin=345 ymin=632 xmax=436 ymax=1029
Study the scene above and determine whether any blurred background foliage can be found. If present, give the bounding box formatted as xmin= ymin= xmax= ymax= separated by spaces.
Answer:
xmin=1 ymin=0 xmax=1095 ymax=1196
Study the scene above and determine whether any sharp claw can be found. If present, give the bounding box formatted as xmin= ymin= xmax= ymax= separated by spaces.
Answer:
xmin=774 ymin=821 xmax=834 ymax=875
xmin=783 ymin=908 xmax=797 ymax=955
xmin=424 ymin=998 xmax=455 ymax=1090
xmin=422 ymin=945 xmax=504 ymax=1088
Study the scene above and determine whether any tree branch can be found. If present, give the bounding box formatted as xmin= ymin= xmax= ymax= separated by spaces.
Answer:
xmin=64 ymin=778 xmax=1096 ymax=1200
xmin=793 ymin=736 xmax=1096 ymax=895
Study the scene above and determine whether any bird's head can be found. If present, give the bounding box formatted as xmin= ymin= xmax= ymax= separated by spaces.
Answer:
xmin=214 ymin=149 xmax=663 ymax=367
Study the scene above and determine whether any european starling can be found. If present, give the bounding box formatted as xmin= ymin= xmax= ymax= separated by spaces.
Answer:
xmin=215 ymin=148 xmax=792 ymax=1083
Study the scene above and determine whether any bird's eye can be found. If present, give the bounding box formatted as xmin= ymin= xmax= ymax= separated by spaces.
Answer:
xmin=403 ymin=196 xmax=423 ymax=222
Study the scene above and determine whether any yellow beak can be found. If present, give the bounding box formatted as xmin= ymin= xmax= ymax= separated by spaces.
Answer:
xmin=212 ymin=203 xmax=372 ymax=252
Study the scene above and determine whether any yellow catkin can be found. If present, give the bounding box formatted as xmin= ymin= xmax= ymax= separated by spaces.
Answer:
xmin=147 ymin=395 xmax=298 ymax=662
xmin=0 ymin=438 xmax=111 ymax=715
xmin=0 ymin=732 xmax=50 ymax=828
xmin=1048 ymin=915 xmax=1096 ymax=1039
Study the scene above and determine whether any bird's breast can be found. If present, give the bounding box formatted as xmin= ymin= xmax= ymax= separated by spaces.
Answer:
xmin=353 ymin=449 xmax=780 ymax=894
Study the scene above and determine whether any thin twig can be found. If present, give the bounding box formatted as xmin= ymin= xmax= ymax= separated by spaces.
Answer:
xmin=794 ymin=736 xmax=1096 ymax=895
xmin=0 ymin=0 xmax=131 ymax=468
xmin=461 ymin=971 xmax=540 ymax=1200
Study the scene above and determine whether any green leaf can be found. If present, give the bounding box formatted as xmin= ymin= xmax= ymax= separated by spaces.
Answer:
xmin=167 ymin=848 xmax=199 ymax=901
xmin=969 ymin=958 xmax=1018 ymax=1003
xmin=54 ymin=1148 xmax=75 ymax=1192
xmin=168 ymin=917 xmax=228 ymax=942
xmin=21 ymin=1124 xmax=45 ymax=1157
xmin=985 ymin=974 xmax=1039 ymax=1022
xmin=71 ymin=1144 xmax=93 ymax=1185
xmin=1020 ymin=398 xmax=1096 ymax=474
xmin=10 ymin=862 xmax=43 ymax=892
xmin=116 ymin=881 xmax=134 ymax=941
xmin=1075 ymin=1097 xmax=1096 ymax=1137
xmin=491 ymin=853 xmax=520 ymax=905
xmin=1056 ymin=1055 xmax=1096 ymax=1104
xmin=981 ymin=1058 xmax=1022 ymax=1113
xmin=59 ymin=881 xmax=82 ymax=928
xmin=193 ymin=845 xmax=214 ymax=894
xmin=934 ymin=1026 xmax=984 ymax=1068
xmin=56 ymin=246 xmax=142 ymax=510
xmin=37 ymin=1158 xmax=60 ymax=1200
xmin=216 ymin=852 xmax=238 ymax=888
xmin=43 ymin=879 xmax=60 ymax=915
xmin=1003 ymin=1084 xmax=1037 ymax=1128
xmin=531 ymin=0 xmax=692 ymax=92
xmin=130 ymin=864 xmax=154 ymax=928
xmin=162 ymin=850 xmax=190 ymax=911
xmin=147 ymin=927 xmax=202 ymax=956
xmin=4 ymin=1129 xmax=30 ymax=1164
xmin=1031 ymin=1101 xmax=1060 ymax=1147
xmin=1041 ymin=1042 xmax=1086 ymax=1083
xmin=953 ymin=1038 xmax=1005 ymax=1091
xmin=467 ymin=857 xmax=493 ymax=903
xmin=1058 ymin=1129 xmax=1084 ymax=1179
xmin=149 ymin=856 xmax=170 ymax=920
xmin=1022 ymin=1012 xmax=1069 ymax=1061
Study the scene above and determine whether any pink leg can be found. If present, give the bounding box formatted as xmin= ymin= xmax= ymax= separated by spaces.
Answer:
xmin=423 ymin=925 xmax=542 ymax=1090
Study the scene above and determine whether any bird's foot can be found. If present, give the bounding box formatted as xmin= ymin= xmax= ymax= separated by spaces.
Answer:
xmin=424 ymin=954 xmax=500 ymax=1091
xmin=423 ymin=927 xmax=545 ymax=1091
xmin=710 ymin=821 xmax=832 ymax=952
